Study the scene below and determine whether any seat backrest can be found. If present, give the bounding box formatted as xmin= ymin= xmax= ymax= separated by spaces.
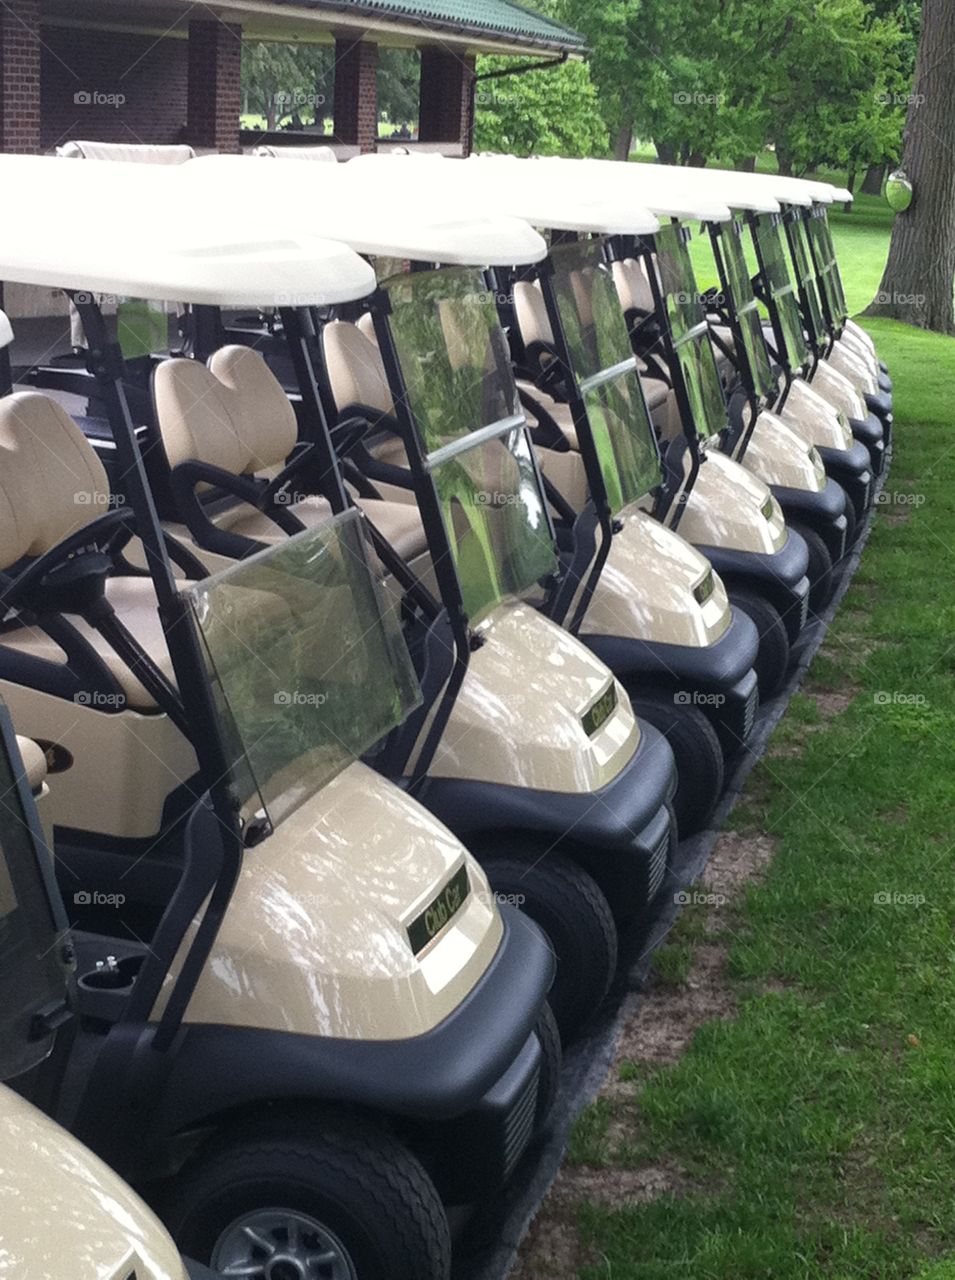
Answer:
xmin=56 ymin=140 xmax=195 ymax=163
xmin=613 ymin=258 xmax=655 ymax=314
xmin=512 ymin=280 xmax=553 ymax=349
xmin=153 ymin=347 xmax=297 ymax=476
xmin=0 ymin=392 xmax=109 ymax=568
xmin=253 ymin=144 xmax=337 ymax=162
xmin=322 ymin=320 xmax=395 ymax=416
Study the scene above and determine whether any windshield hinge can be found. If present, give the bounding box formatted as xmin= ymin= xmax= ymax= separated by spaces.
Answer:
xmin=29 ymin=998 xmax=72 ymax=1041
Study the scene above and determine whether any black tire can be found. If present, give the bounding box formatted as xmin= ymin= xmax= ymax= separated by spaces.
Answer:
xmin=728 ymin=588 xmax=791 ymax=698
xmin=627 ymin=695 xmax=724 ymax=838
xmin=790 ymin=521 xmax=834 ymax=612
xmin=482 ymin=850 xmax=618 ymax=1043
xmin=164 ymin=1112 xmax=451 ymax=1280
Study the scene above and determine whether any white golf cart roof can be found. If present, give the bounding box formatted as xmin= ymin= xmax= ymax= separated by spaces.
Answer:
xmin=0 ymin=154 xmax=375 ymax=307
xmin=457 ymin=154 xmax=729 ymax=225
xmin=621 ymin=162 xmax=782 ymax=214
xmin=188 ymin=154 xmax=548 ymax=268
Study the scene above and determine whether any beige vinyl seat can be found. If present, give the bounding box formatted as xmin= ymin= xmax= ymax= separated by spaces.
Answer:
xmin=322 ymin=319 xmax=415 ymax=476
xmin=511 ymin=277 xmax=669 ymax=433
xmin=0 ymin=391 xmax=177 ymax=711
xmin=153 ymin=344 xmax=426 ymax=563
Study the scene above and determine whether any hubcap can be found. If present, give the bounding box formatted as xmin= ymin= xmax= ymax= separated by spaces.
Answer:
xmin=211 ymin=1208 xmax=358 ymax=1280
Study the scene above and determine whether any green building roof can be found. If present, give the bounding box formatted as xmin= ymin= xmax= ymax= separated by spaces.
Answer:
xmin=272 ymin=0 xmax=586 ymax=51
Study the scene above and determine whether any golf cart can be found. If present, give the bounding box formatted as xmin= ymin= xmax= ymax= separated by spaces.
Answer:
xmin=0 ymin=164 xmax=560 ymax=1279
xmin=229 ymin=151 xmax=757 ymax=835
xmin=0 ymin=722 xmax=218 ymax=1280
xmin=335 ymin=153 xmax=809 ymax=699
xmin=15 ymin=152 xmax=678 ymax=1042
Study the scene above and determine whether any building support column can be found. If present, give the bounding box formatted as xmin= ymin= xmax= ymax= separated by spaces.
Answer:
xmin=333 ymin=37 xmax=378 ymax=153
xmin=187 ymin=19 xmax=242 ymax=152
xmin=0 ymin=0 xmax=40 ymax=154
xmin=418 ymin=48 xmax=475 ymax=153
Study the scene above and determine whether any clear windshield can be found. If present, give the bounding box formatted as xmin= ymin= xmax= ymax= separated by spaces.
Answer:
xmin=808 ymin=209 xmax=847 ymax=327
xmin=654 ymin=223 xmax=728 ymax=440
xmin=185 ymin=510 xmax=421 ymax=829
xmin=384 ymin=266 xmax=557 ymax=623
xmin=0 ymin=718 xmax=69 ymax=1081
xmin=383 ymin=266 xmax=520 ymax=453
xmin=719 ymin=220 xmax=776 ymax=400
xmin=549 ymin=238 xmax=661 ymax=514
xmin=788 ymin=216 xmax=826 ymax=341
xmin=752 ymin=213 xmax=810 ymax=370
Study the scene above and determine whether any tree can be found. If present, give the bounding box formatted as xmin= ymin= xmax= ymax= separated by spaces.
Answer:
xmin=241 ymin=42 xmax=334 ymax=131
xmin=473 ymin=57 xmax=607 ymax=156
xmin=867 ymin=0 xmax=955 ymax=332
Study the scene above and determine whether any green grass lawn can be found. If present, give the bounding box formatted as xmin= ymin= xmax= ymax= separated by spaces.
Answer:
xmin=524 ymin=211 xmax=955 ymax=1278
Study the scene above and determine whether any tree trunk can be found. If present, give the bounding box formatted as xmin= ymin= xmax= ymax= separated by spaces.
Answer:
xmin=860 ymin=162 xmax=886 ymax=196
xmin=775 ymin=146 xmax=794 ymax=177
xmin=844 ymin=170 xmax=856 ymax=213
xmin=688 ymin=151 xmax=707 ymax=168
xmin=656 ymin=141 xmax=677 ymax=165
xmin=740 ymin=155 xmax=757 ymax=172
xmin=867 ymin=0 xmax=955 ymax=332
xmin=613 ymin=120 xmax=633 ymax=161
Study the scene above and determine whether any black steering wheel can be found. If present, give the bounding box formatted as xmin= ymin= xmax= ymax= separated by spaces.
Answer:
xmin=2 ymin=506 xmax=137 ymax=613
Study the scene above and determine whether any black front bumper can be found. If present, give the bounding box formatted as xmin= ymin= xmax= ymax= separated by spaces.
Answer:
xmin=695 ymin=529 xmax=811 ymax=645
xmin=850 ymin=410 xmax=887 ymax=475
xmin=771 ymin=476 xmax=848 ymax=562
xmin=864 ymin=387 xmax=893 ymax=425
xmin=582 ymin=607 xmax=760 ymax=753
xmin=70 ymin=906 xmax=555 ymax=1198
xmin=817 ymin=439 xmax=873 ymax=521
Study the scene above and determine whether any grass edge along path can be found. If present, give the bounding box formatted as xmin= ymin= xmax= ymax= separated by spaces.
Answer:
xmin=514 ymin=322 xmax=955 ymax=1280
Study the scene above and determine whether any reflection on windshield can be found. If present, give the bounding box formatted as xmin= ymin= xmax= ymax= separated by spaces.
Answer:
xmin=432 ymin=429 xmax=557 ymax=622
xmin=788 ymin=218 xmax=825 ymax=339
xmin=753 ymin=214 xmax=810 ymax=369
xmin=721 ymin=221 xmax=775 ymax=400
xmin=549 ymin=238 xmax=661 ymax=513
xmin=384 ymin=267 xmax=519 ymax=456
xmin=655 ymin=224 xmax=728 ymax=439
xmin=186 ymin=511 xmax=421 ymax=828
xmin=808 ymin=212 xmax=847 ymax=326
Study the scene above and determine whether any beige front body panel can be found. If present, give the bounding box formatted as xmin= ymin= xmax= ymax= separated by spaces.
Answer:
xmin=778 ymin=377 xmax=856 ymax=451
xmin=579 ymin=508 xmax=730 ymax=648
xmin=741 ymin=411 xmax=828 ymax=492
xmin=0 ymin=1085 xmax=187 ymax=1280
xmin=811 ymin=361 xmax=868 ymax=421
xmin=838 ymin=331 xmax=879 ymax=373
xmin=844 ymin=319 xmax=876 ymax=354
xmin=826 ymin=341 xmax=877 ymax=393
xmin=669 ymin=446 xmax=787 ymax=555
xmin=428 ymin=602 xmax=639 ymax=793
xmin=0 ymin=682 xmax=197 ymax=840
xmin=154 ymin=762 xmax=505 ymax=1040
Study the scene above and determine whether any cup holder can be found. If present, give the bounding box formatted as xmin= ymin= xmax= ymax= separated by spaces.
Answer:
xmin=79 ymin=954 xmax=143 ymax=992
xmin=78 ymin=954 xmax=144 ymax=1020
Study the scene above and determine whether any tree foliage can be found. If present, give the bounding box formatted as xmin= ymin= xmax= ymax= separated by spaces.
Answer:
xmin=473 ymin=57 xmax=607 ymax=157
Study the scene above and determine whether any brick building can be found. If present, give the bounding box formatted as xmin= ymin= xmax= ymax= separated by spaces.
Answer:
xmin=0 ymin=0 xmax=584 ymax=158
